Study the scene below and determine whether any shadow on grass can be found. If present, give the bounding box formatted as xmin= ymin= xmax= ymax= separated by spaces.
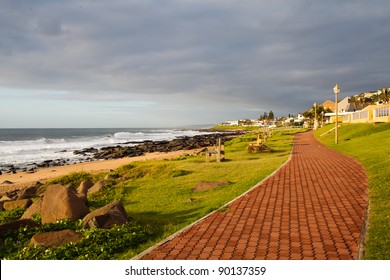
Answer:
xmin=129 ymin=207 xmax=205 ymax=240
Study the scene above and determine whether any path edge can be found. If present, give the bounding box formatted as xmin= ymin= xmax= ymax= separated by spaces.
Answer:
xmin=132 ymin=138 xmax=296 ymax=260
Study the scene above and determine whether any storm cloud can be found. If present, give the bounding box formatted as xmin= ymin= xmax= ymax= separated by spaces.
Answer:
xmin=1 ymin=0 xmax=389 ymax=127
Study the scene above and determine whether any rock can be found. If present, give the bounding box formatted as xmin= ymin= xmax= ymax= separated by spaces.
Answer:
xmin=3 ymin=189 xmax=19 ymax=200
xmin=17 ymin=182 xmax=42 ymax=199
xmin=104 ymin=173 xmax=117 ymax=180
xmin=83 ymin=201 xmax=128 ymax=229
xmin=41 ymin=184 xmax=89 ymax=224
xmin=75 ymin=193 xmax=87 ymax=204
xmin=65 ymin=183 xmax=77 ymax=191
xmin=0 ymin=195 xmax=12 ymax=202
xmin=30 ymin=229 xmax=83 ymax=248
xmin=87 ymin=180 xmax=108 ymax=195
xmin=1 ymin=180 xmax=13 ymax=185
xmin=247 ymin=144 xmax=272 ymax=153
xmin=77 ymin=180 xmax=94 ymax=195
xmin=192 ymin=180 xmax=230 ymax=192
xmin=3 ymin=198 xmax=32 ymax=211
xmin=21 ymin=200 xmax=42 ymax=219
xmin=0 ymin=219 xmax=39 ymax=237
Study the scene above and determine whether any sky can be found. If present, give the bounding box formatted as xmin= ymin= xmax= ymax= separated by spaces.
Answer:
xmin=1 ymin=0 xmax=390 ymax=128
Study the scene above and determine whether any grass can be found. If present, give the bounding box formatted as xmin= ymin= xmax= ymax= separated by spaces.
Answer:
xmin=1 ymin=128 xmax=304 ymax=259
xmin=314 ymin=123 xmax=390 ymax=259
xmin=112 ymin=129 xmax=299 ymax=258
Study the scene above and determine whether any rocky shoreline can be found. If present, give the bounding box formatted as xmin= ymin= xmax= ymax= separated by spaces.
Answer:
xmin=0 ymin=130 xmax=245 ymax=175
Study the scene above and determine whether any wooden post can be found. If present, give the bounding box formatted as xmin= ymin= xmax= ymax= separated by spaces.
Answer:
xmin=216 ymin=138 xmax=221 ymax=163
xmin=206 ymin=151 xmax=210 ymax=162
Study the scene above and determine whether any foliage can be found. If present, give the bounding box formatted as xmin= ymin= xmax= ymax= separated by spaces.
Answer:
xmin=259 ymin=110 xmax=274 ymax=120
xmin=2 ymin=220 xmax=151 ymax=260
xmin=49 ymin=171 xmax=94 ymax=186
xmin=302 ymin=105 xmax=332 ymax=121
xmin=87 ymin=182 xmax=125 ymax=210
xmin=0 ymin=208 xmax=25 ymax=224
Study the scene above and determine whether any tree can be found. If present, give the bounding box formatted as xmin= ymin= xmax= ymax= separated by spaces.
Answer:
xmin=268 ymin=110 xmax=274 ymax=120
xmin=380 ymin=88 xmax=390 ymax=103
xmin=259 ymin=112 xmax=268 ymax=120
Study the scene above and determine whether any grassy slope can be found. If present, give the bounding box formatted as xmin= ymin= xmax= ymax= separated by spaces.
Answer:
xmin=314 ymin=123 xmax=390 ymax=259
xmin=0 ymin=129 xmax=302 ymax=260
xmin=116 ymin=130 xmax=299 ymax=258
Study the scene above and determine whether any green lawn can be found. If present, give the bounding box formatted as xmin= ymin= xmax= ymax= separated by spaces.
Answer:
xmin=1 ymin=129 xmax=303 ymax=259
xmin=314 ymin=123 xmax=390 ymax=259
xmin=114 ymin=130 xmax=298 ymax=258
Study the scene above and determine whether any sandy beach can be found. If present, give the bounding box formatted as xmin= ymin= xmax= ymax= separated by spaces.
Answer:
xmin=0 ymin=149 xmax=199 ymax=193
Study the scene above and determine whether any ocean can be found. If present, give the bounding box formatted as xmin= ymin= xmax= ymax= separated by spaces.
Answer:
xmin=0 ymin=128 xmax=212 ymax=170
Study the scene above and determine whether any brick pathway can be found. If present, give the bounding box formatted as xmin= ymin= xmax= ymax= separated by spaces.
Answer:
xmin=137 ymin=131 xmax=368 ymax=260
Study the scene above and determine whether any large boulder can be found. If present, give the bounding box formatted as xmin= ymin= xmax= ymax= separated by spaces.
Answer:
xmin=21 ymin=200 xmax=42 ymax=219
xmin=30 ymin=229 xmax=83 ymax=248
xmin=41 ymin=184 xmax=89 ymax=224
xmin=0 ymin=219 xmax=39 ymax=237
xmin=17 ymin=182 xmax=42 ymax=199
xmin=83 ymin=201 xmax=127 ymax=229
xmin=87 ymin=180 xmax=108 ymax=195
xmin=77 ymin=180 xmax=94 ymax=195
xmin=3 ymin=198 xmax=32 ymax=211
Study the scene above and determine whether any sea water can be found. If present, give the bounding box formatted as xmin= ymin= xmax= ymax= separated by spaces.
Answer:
xmin=0 ymin=128 xmax=211 ymax=169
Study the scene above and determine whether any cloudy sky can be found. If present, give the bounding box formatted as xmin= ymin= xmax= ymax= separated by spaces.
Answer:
xmin=1 ymin=0 xmax=389 ymax=128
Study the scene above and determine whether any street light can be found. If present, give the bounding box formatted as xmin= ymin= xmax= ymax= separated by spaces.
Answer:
xmin=313 ymin=102 xmax=318 ymax=130
xmin=333 ymin=84 xmax=340 ymax=144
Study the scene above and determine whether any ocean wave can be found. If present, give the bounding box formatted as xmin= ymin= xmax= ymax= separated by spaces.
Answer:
xmin=0 ymin=129 xmax=211 ymax=166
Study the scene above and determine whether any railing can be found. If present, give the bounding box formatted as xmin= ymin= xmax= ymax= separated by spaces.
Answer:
xmin=374 ymin=106 xmax=390 ymax=118
xmin=352 ymin=110 xmax=369 ymax=120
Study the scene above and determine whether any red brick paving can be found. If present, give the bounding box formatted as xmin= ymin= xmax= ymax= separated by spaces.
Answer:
xmin=138 ymin=131 xmax=368 ymax=260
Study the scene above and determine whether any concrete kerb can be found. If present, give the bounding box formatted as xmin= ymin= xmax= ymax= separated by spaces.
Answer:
xmin=132 ymin=142 xmax=295 ymax=260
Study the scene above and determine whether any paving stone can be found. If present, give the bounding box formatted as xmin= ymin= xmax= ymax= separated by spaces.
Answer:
xmin=139 ymin=132 xmax=368 ymax=260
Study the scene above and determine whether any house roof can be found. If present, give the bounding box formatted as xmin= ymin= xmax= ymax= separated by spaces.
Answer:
xmin=321 ymin=100 xmax=336 ymax=111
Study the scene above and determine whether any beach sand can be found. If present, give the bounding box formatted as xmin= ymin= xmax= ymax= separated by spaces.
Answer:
xmin=0 ymin=149 xmax=200 ymax=193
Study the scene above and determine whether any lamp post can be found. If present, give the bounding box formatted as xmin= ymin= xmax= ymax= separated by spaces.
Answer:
xmin=333 ymin=84 xmax=340 ymax=144
xmin=313 ymin=102 xmax=318 ymax=130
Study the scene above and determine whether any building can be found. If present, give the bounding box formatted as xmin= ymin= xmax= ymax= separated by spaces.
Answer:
xmin=342 ymin=104 xmax=390 ymax=123
xmin=321 ymin=100 xmax=336 ymax=112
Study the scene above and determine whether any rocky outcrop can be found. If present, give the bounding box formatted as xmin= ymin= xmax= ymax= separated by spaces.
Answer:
xmin=41 ymin=184 xmax=89 ymax=224
xmin=30 ymin=229 xmax=83 ymax=248
xmin=21 ymin=200 xmax=42 ymax=219
xmin=74 ymin=132 xmax=244 ymax=161
xmin=83 ymin=201 xmax=127 ymax=229
xmin=2 ymin=131 xmax=245 ymax=174
xmin=87 ymin=180 xmax=108 ymax=195
xmin=17 ymin=182 xmax=42 ymax=199
xmin=77 ymin=180 xmax=94 ymax=195
xmin=3 ymin=198 xmax=32 ymax=211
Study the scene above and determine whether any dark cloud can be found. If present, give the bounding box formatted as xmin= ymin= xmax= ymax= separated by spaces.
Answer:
xmin=1 ymin=0 xmax=390 ymax=126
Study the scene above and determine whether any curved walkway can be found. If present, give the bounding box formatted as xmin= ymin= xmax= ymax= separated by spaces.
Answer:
xmin=137 ymin=131 xmax=368 ymax=260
